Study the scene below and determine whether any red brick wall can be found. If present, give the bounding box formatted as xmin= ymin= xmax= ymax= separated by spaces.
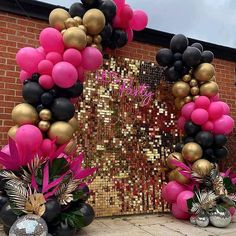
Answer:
xmin=0 ymin=11 xmax=236 ymax=154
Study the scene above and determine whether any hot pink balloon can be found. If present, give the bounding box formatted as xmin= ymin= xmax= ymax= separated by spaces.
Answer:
xmin=1 ymin=145 xmax=10 ymax=155
xmin=129 ymin=10 xmax=148 ymax=31
xmin=52 ymin=62 xmax=78 ymax=88
xmin=177 ymin=116 xmax=186 ymax=131
xmin=38 ymin=60 xmax=54 ymax=75
xmin=46 ymin=52 xmax=63 ymax=65
xmin=36 ymin=46 xmax=46 ymax=58
xmin=120 ymin=4 xmax=133 ymax=21
xmin=208 ymin=102 xmax=223 ymax=120
xmin=77 ymin=66 xmax=85 ymax=83
xmin=195 ymin=96 xmax=210 ymax=110
xmin=113 ymin=0 xmax=125 ymax=13
xmin=125 ymin=27 xmax=134 ymax=42
xmin=213 ymin=115 xmax=234 ymax=135
xmin=19 ymin=70 xmax=31 ymax=83
xmin=112 ymin=15 xmax=123 ymax=28
xmin=191 ymin=108 xmax=209 ymax=125
xmin=39 ymin=75 xmax=55 ymax=89
xmin=211 ymin=93 xmax=220 ymax=102
xmin=177 ymin=190 xmax=194 ymax=213
xmin=172 ymin=203 xmax=191 ymax=220
xmin=202 ymin=121 xmax=214 ymax=132
xmin=63 ymin=49 xmax=82 ymax=67
xmin=181 ymin=102 xmax=195 ymax=120
xmin=39 ymin=27 xmax=64 ymax=54
xmin=41 ymin=139 xmax=56 ymax=157
xmin=217 ymin=101 xmax=230 ymax=115
xmin=82 ymin=47 xmax=103 ymax=71
xmin=16 ymin=47 xmax=44 ymax=74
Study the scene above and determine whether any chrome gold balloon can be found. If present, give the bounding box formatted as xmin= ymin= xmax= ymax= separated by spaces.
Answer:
xmin=78 ymin=25 xmax=87 ymax=34
xmin=172 ymin=81 xmax=190 ymax=98
xmin=189 ymin=79 xmax=198 ymax=87
xmin=182 ymin=74 xmax=191 ymax=82
xmin=169 ymin=168 xmax=190 ymax=184
xmin=191 ymin=86 xmax=200 ymax=96
xmin=194 ymin=63 xmax=215 ymax=82
xmin=93 ymin=35 xmax=102 ymax=44
xmin=200 ymin=81 xmax=219 ymax=97
xmin=192 ymin=159 xmax=213 ymax=177
xmin=184 ymin=96 xmax=192 ymax=104
xmin=64 ymin=18 xmax=77 ymax=28
xmin=73 ymin=16 xmax=83 ymax=25
xmin=68 ymin=117 xmax=78 ymax=132
xmin=38 ymin=121 xmax=50 ymax=132
xmin=39 ymin=109 xmax=52 ymax=121
xmin=87 ymin=35 xmax=93 ymax=45
xmin=182 ymin=142 xmax=203 ymax=162
xmin=49 ymin=8 xmax=70 ymax=31
xmin=193 ymin=95 xmax=200 ymax=101
xmin=7 ymin=125 xmax=18 ymax=140
xmin=166 ymin=152 xmax=184 ymax=169
xmin=174 ymin=97 xmax=185 ymax=110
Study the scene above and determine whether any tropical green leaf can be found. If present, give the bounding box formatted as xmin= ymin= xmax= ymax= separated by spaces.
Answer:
xmin=50 ymin=158 xmax=69 ymax=179
xmin=72 ymin=190 xmax=84 ymax=201
xmin=61 ymin=210 xmax=84 ymax=229
xmin=187 ymin=198 xmax=193 ymax=211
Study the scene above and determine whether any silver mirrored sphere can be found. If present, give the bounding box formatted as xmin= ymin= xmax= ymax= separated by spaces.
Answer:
xmin=190 ymin=215 xmax=197 ymax=225
xmin=196 ymin=213 xmax=209 ymax=227
xmin=209 ymin=207 xmax=231 ymax=228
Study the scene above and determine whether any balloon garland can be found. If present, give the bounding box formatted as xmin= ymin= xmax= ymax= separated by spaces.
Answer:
xmin=0 ymin=1 xmax=148 ymax=235
xmin=157 ymin=34 xmax=235 ymax=228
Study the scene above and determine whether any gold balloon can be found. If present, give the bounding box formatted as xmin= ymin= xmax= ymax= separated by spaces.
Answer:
xmin=184 ymin=96 xmax=192 ymax=104
xmin=38 ymin=121 xmax=50 ymax=132
xmin=166 ymin=152 xmax=184 ymax=169
xmin=78 ymin=25 xmax=87 ymax=34
xmin=200 ymin=81 xmax=219 ymax=97
xmin=172 ymin=81 xmax=190 ymax=98
xmin=192 ymin=159 xmax=213 ymax=177
xmin=73 ymin=16 xmax=82 ymax=25
xmin=193 ymin=95 xmax=200 ymax=101
xmin=48 ymin=121 xmax=74 ymax=145
xmin=93 ymin=35 xmax=102 ymax=44
xmin=194 ymin=63 xmax=215 ymax=82
xmin=39 ymin=109 xmax=52 ymax=121
xmin=61 ymin=29 xmax=67 ymax=35
xmin=191 ymin=86 xmax=200 ymax=96
xmin=64 ymin=18 xmax=77 ymax=28
xmin=12 ymin=103 xmax=38 ymax=126
xmin=169 ymin=168 xmax=190 ymax=184
xmin=87 ymin=35 xmax=93 ymax=45
xmin=63 ymin=27 xmax=87 ymax=50
xmin=7 ymin=126 xmax=18 ymax=140
xmin=174 ymin=98 xmax=185 ymax=110
xmin=189 ymin=79 xmax=198 ymax=87
xmin=49 ymin=8 xmax=70 ymax=31
xmin=83 ymin=9 xmax=105 ymax=35
xmin=182 ymin=74 xmax=191 ymax=82
xmin=68 ymin=117 xmax=78 ymax=132
xmin=64 ymin=139 xmax=77 ymax=155
xmin=182 ymin=142 xmax=203 ymax=162
xmin=91 ymin=43 xmax=102 ymax=51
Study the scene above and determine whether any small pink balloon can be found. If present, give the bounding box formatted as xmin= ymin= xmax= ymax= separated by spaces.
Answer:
xmin=38 ymin=60 xmax=54 ymax=75
xmin=181 ymin=102 xmax=195 ymax=120
xmin=52 ymin=62 xmax=78 ymax=88
xmin=41 ymin=139 xmax=56 ymax=157
xmin=129 ymin=10 xmax=148 ymax=31
xmin=208 ymin=102 xmax=223 ymax=120
xmin=1 ymin=145 xmax=10 ymax=155
xmin=216 ymin=101 xmax=230 ymax=115
xmin=82 ymin=47 xmax=103 ymax=71
xmin=172 ymin=203 xmax=191 ymax=220
xmin=191 ymin=108 xmax=209 ymax=125
xmin=39 ymin=27 xmax=64 ymax=54
xmin=63 ymin=49 xmax=82 ymax=67
xmin=177 ymin=190 xmax=194 ymax=213
xmin=177 ymin=116 xmax=186 ymax=131
xmin=112 ymin=15 xmax=123 ymax=28
xmin=229 ymin=207 xmax=236 ymax=217
xmin=213 ymin=115 xmax=234 ymax=135
xmin=202 ymin=121 xmax=214 ymax=132
xmin=77 ymin=66 xmax=85 ymax=83
xmin=113 ymin=0 xmax=125 ymax=13
xmin=211 ymin=93 xmax=220 ymax=102
xmin=125 ymin=27 xmax=134 ymax=42
xmin=36 ymin=46 xmax=46 ymax=58
xmin=46 ymin=52 xmax=63 ymax=65
xmin=39 ymin=75 xmax=55 ymax=89
xmin=195 ymin=96 xmax=210 ymax=110
xmin=19 ymin=70 xmax=31 ymax=83
xmin=120 ymin=4 xmax=133 ymax=21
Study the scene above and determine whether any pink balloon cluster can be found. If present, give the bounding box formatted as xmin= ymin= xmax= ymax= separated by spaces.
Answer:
xmin=113 ymin=0 xmax=148 ymax=42
xmin=16 ymin=27 xmax=103 ymax=87
xmin=178 ymin=96 xmax=234 ymax=135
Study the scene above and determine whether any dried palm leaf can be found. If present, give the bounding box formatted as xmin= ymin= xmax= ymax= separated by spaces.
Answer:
xmin=0 ymin=170 xmax=19 ymax=181
xmin=21 ymin=168 xmax=32 ymax=184
xmin=24 ymin=193 xmax=46 ymax=216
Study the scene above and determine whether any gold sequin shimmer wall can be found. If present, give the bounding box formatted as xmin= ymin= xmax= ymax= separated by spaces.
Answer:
xmin=77 ymin=56 xmax=180 ymax=217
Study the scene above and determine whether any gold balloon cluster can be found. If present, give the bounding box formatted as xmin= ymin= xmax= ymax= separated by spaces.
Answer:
xmin=49 ymin=8 xmax=105 ymax=51
xmin=172 ymin=63 xmax=219 ymax=109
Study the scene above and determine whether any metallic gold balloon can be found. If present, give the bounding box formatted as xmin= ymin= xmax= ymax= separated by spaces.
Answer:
xmin=63 ymin=27 xmax=87 ymax=50
xmin=87 ymin=35 xmax=93 ymax=45
xmin=48 ymin=121 xmax=74 ymax=145
xmin=194 ymin=63 xmax=215 ymax=82
xmin=184 ymin=96 xmax=192 ymax=104
xmin=93 ymin=35 xmax=102 ymax=44
xmin=61 ymin=29 xmax=67 ymax=35
xmin=68 ymin=117 xmax=78 ymax=132
xmin=191 ymin=86 xmax=200 ymax=96
xmin=12 ymin=103 xmax=38 ymax=126
xmin=39 ymin=109 xmax=52 ymax=121
xmin=182 ymin=74 xmax=191 ymax=82
xmin=192 ymin=159 xmax=213 ymax=177
xmin=200 ymin=81 xmax=219 ymax=97
xmin=7 ymin=126 xmax=18 ymax=140
xmin=189 ymin=79 xmax=198 ymax=87
xmin=64 ymin=139 xmax=77 ymax=155
xmin=170 ymin=168 xmax=190 ymax=184
xmin=73 ymin=16 xmax=82 ymax=25
xmin=64 ymin=18 xmax=77 ymax=28
xmin=83 ymin=9 xmax=105 ymax=35
xmin=174 ymin=98 xmax=185 ymax=110
xmin=172 ymin=81 xmax=190 ymax=98
xmin=78 ymin=25 xmax=87 ymax=34
xmin=38 ymin=121 xmax=50 ymax=132
xmin=166 ymin=152 xmax=184 ymax=169
xmin=49 ymin=8 xmax=70 ymax=31
xmin=182 ymin=142 xmax=203 ymax=162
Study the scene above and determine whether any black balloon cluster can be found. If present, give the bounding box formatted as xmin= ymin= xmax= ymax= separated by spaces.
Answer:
xmin=156 ymin=34 xmax=214 ymax=82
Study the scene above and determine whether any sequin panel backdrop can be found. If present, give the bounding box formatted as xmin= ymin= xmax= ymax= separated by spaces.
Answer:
xmin=77 ymin=57 xmax=180 ymax=216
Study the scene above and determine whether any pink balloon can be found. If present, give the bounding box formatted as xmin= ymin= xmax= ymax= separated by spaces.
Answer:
xmin=39 ymin=27 xmax=64 ymax=54
xmin=19 ymin=70 xmax=31 ymax=83
xmin=77 ymin=66 xmax=85 ymax=83
xmin=38 ymin=60 xmax=54 ymax=75
xmin=177 ymin=190 xmax=194 ymax=213
xmin=15 ymin=125 xmax=43 ymax=152
xmin=112 ymin=15 xmax=123 ymax=28
xmin=120 ymin=4 xmax=133 ymax=21
xmin=52 ymin=62 xmax=78 ymax=88
xmin=211 ymin=93 xmax=220 ymax=102
xmin=195 ymin=96 xmax=210 ymax=110
xmin=41 ymin=139 xmax=56 ymax=157
xmin=39 ymin=75 xmax=55 ymax=89
xmin=82 ymin=47 xmax=103 ymax=71
xmin=217 ymin=101 xmax=230 ymax=115
xmin=177 ymin=116 xmax=186 ymax=131
xmin=1 ymin=145 xmax=10 ymax=155
xmin=36 ymin=46 xmax=46 ymax=58
xmin=191 ymin=108 xmax=209 ymax=125
xmin=213 ymin=115 xmax=235 ymax=135
xmin=172 ymin=203 xmax=191 ymax=220
xmin=129 ymin=10 xmax=148 ymax=31
xmin=46 ymin=52 xmax=63 ymax=65
xmin=202 ymin=121 xmax=214 ymax=132
xmin=181 ymin=102 xmax=195 ymax=120
xmin=113 ymin=0 xmax=125 ymax=13
xmin=63 ymin=49 xmax=82 ymax=67
xmin=162 ymin=181 xmax=186 ymax=203
xmin=208 ymin=102 xmax=223 ymax=120
xmin=16 ymin=47 xmax=44 ymax=74
xmin=125 ymin=27 xmax=134 ymax=42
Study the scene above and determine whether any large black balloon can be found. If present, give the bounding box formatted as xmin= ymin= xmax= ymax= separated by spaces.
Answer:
xmin=41 ymin=92 xmax=54 ymax=106
xmin=174 ymin=143 xmax=184 ymax=152
xmin=165 ymin=66 xmax=179 ymax=82
xmin=51 ymin=98 xmax=75 ymax=121
xmin=65 ymin=82 xmax=83 ymax=98
xmin=214 ymin=147 xmax=228 ymax=159
xmin=112 ymin=29 xmax=128 ymax=48
xmin=184 ymin=121 xmax=201 ymax=136
xmin=203 ymin=148 xmax=214 ymax=158
xmin=98 ymin=0 xmax=117 ymax=22
xmin=22 ymin=82 xmax=44 ymax=105
xmin=77 ymin=203 xmax=95 ymax=226
xmin=214 ymin=134 xmax=227 ymax=147
xmin=0 ymin=203 xmax=17 ymax=227
xmin=201 ymin=50 xmax=214 ymax=63
xmin=100 ymin=24 xmax=113 ymax=41
xmin=174 ymin=60 xmax=183 ymax=71
xmin=81 ymin=0 xmax=99 ymax=7
xmin=195 ymin=131 xmax=214 ymax=148
xmin=182 ymin=46 xmax=201 ymax=67
xmin=173 ymin=52 xmax=182 ymax=61
xmin=156 ymin=48 xmax=174 ymax=67
xmin=69 ymin=3 xmax=87 ymax=17
xmin=42 ymin=198 xmax=61 ymax=223
xmin=184 ymin=136 xmax=195 ymax=144
xmin=0 ymin=195 xmax=8 ymax=211
xmin=191 ymin=43 xmax=203 ymax=52
xmin=170 ymin=34 xmax=189 ymax=53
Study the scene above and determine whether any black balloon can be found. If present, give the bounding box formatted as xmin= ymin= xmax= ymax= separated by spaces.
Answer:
xmin=201 ymin=50 xmax=214 ymax=63
xmin=98 ymin=0 xmax=117 ymax=22
xmin=184 ymin=121 xmax=201 ymax=136
xmin=41 ymin=92 xmax=54 ymax=106
xmin=36 ymin=104 xmax=45 ymax=113
xmin=82 ymin=0 xmax=99 ymax=7
xmin=31 ymin=73 xmax=40 ymax=82
xmin=49 ymin=87 xmax=61 ymax=98
xmin=77 ymin=203 xmax=95 ymax=227
xmin=174 ymin=60 xmax=183 ymax=71
xmin=173 ymin=52 xmax=182 ymax=61
xmin=195 ymin=131 xmax=214 ymax=148
xmin=174 ymin=143 xmax=184 ymax=152
xmin=166 ymin=66 xmax=179 ymax=82
xmin=69 ymin=3 xmax=87 ymax=17
xmin=0 ymin=195 xmax=8 ymax=211
xmin=214 ymin=147 xmax=228 ymax=159
xmin=170 ymin=34 xmax=189 ymax=53
xmin=112 ymin=29 xmax=128 ymax=48
xmin=42 ymin=198 xmax=61 ymax=223
xmin=191 ymin=43 xmax=203 ymax=52
xmin=0 ymin=202 xmax=17 ymax=227
xmin=184 ymin=136 xmax=195 ymax=144
xmin=65 ymin=82 xmax=83 ymax=98
xmin=100 ymin=24 xmax=113 ymax=40
xmin=23 ymin=79 xmax=30 ymax=85
xmin=214 ymin=134 xmax=227 ymax=147
xmin=204 ymin=148 xmax=214 ymax=158
xmin=182 ymin=46 xmax=201 ymax=67
xmin=156 ymin=48 xmax=174 ymax=67
xmin=51 ymin=98 xmax=75 ymax=121
xmin=22 ymin=82 xmax=44 ymax=105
